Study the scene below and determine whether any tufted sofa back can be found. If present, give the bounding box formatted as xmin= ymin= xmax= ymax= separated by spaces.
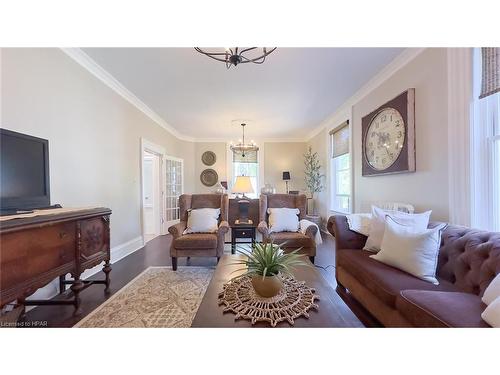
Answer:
xmin=437 ymin=224 xmax=500 ymax=297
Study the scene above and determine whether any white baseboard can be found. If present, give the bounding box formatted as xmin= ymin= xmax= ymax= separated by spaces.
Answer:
xmin=26 ymin=236 xmax=144 ymax=304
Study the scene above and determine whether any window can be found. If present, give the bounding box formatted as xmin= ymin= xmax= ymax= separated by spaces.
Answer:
xmin=471 ymin=48 xmax=500 ymax=231
xmin=232 ymin=150 xmax=258 ymax=198
xmin=330 ymin=121 xmax=351 ymax=213
xmin=165 ymin=156 xmax=183 ymax=225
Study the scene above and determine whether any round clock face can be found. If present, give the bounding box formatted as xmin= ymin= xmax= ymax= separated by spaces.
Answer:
xmin=365 ymin=107 xmax=405 ymax=171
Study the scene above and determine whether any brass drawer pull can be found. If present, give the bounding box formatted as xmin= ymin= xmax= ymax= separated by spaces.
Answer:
xmin=59 ymin=232 xmax=67 ymax=239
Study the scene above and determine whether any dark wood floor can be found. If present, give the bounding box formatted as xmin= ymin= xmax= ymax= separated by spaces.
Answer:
xmin=22 ymin=232 xmax=357 ymax=327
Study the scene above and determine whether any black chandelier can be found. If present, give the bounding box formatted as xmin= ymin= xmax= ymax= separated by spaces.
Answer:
xmin=194 ymin=47 xmax=277 ymax=69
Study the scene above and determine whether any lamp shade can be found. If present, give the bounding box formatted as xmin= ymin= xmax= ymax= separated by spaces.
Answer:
xmin=282 ymin=171 xmax=291 ymax=181
xmin=232 ymin=176 xmax=254 ymax=194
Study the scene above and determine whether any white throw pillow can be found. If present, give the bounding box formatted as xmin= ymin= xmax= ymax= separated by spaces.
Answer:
xmin=346 ymin=213 xmax=372 ymax=236
xmin=267 ymin=208 xmax=300 ymax=233
xmin=481 ymin=296 xmax=500 ymax=327
xmin=363 ymin=206 xmax=432 ymax=252
xmin=183 ymin=208 xmax=220 ymax=234
xmin=370 ymin=216 xmax=446 ymax=285
xmin=482 ymin=273 xmax=500 ymax=305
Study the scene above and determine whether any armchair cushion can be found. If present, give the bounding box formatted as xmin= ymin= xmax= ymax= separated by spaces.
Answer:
xmin=174 ymin=233 xmax=218 ymax=250
xmin=184 ymin=208 xmax=220 ymax=234
xmin=269 ymin=232 xmax=314 ymax=249
xmin=267 ymin=208 xmax=300 ymax=233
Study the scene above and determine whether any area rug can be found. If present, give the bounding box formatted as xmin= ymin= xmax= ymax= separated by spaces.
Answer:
xmin=74 ymin=266 xmax=213 ymax=328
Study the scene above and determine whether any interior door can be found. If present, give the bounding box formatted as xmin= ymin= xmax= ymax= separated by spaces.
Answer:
xmin=165 ymin=156 xmax=183 ymax=228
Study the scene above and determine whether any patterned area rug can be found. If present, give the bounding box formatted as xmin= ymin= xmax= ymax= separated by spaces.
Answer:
xmin=74 ymin=266 xmax=213 ymax=328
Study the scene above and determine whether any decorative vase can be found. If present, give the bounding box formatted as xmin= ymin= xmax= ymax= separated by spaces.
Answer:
xmin=307 ymin=197 xmax=314 ymax=215
xmin=251 ymin=275 xmax=283 ymax=298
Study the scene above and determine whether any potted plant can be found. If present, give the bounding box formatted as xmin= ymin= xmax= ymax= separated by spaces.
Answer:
xmin=231 ymin=242 xmax=310 ymax=298
xmin=303 ymin=146 xmax=325 ymax=215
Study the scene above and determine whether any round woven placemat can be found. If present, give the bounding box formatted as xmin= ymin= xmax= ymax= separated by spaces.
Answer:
xmin=218 ymin=276 xmax=320 ymax=327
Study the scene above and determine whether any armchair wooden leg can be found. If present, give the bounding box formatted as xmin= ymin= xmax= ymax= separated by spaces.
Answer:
xmin=216 ymin=256 xmax=220 ymax=264
xmin=309 ymin=256 xmax=315 ymax=264
xmin=172 ymin=257 xmax=178 ymax=271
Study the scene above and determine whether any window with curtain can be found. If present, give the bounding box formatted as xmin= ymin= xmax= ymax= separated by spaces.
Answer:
xmin=232 ymin=150 xmax=258 ymax=198
xmin=471 ymin=48 xmax=500 ymax=231
xmin=330 ymin=121 xmax=351 ymax=213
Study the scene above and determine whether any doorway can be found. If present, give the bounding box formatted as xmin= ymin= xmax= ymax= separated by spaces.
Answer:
xmin=142 ymin=149 xmax=162 ymax=243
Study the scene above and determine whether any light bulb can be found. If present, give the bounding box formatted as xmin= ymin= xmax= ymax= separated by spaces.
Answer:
xmin=224 ymin=47 xmax=230 ymax=52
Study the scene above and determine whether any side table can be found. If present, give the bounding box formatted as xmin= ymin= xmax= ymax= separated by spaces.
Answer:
xmin=230 ymin=223 xmax=256 ymax=254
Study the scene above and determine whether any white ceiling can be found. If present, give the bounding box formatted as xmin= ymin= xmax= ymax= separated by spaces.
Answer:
xmin=82 ymin=47 xmax=404 ymax=141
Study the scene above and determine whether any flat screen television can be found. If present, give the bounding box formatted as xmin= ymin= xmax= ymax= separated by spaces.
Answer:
xmin=0 ymin=128 xmax=51 ymax=214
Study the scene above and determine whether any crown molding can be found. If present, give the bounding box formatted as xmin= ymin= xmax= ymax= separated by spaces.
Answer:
xmin=61 ymin=47 xmax=425 ymax=145
xmin=306 ymin=47 xmax=426 ymax=141
xmin=61 ymin=48 xmax=195 ymax=142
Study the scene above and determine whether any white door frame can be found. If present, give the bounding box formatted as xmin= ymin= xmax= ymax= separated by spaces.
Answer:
xmin=140 ymin=138 xmax=166 ymax=238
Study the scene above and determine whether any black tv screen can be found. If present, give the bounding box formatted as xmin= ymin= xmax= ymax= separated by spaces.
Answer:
xmin=0 ymin=128 xmax=50 ymax=212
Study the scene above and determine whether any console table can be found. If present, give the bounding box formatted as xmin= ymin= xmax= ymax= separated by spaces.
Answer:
xmin=0 ymin=207 xmax=112 ymax=315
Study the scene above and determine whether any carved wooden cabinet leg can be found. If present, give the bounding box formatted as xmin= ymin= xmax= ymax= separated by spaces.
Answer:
xmin=103 ymin=260 xmax=112 ymax=293
xmin=71 ymin=276 xmax=84 ymax=315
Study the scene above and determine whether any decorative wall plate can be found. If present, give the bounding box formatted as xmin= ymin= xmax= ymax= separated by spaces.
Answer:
xmin=200 ymin=169 xmax=218 ymax=187
xmin=201 ymin=151 xmax=217 ymax=166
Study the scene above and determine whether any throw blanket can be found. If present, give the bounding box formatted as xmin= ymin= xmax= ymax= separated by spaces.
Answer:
xmin=346 ymin=213 xmax=372 ymax=236
xmin=299 ymin=219 xmax=322 ymax=245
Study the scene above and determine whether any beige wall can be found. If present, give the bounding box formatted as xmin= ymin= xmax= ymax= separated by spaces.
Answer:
xmin=309 ymin=48 xmax=450 ymax=223
xmin=194 ymin=142 xmax=227 ymax=193
xmin=353 ymin=48 xmax=449 ymax=220
xmin=307 ymin=129 xmax=329 ymax=222
xmin=263 ymin=142 xmax=307 ymax=194
xmin=1 ymin=48 xmax=196 ymax=248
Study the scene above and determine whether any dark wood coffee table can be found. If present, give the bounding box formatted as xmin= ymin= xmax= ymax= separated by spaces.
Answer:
xmin=191 ymin=255 xmax=363 ymax=327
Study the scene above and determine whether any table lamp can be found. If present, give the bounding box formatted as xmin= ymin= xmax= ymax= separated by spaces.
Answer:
xmin=282 ymin=171 xmax=291 ymax=194
xmin=232 ymin=176 xmax=254 ymax=224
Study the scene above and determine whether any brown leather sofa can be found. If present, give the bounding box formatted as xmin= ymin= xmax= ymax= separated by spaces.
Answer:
xmin=168 ymin=194 xmax=229 ymax=270
xmin=258 ymin=194 xmax=317 ymax=263
xmin=327 ymin=215 xmax=500 ymax=327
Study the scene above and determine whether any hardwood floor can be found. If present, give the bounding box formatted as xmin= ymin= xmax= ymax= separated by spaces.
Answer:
xmin=22 ymin=232 xmax=360 ymax=327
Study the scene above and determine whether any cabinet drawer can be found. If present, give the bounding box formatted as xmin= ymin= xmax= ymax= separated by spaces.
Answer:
xmin=0 ymin=222 xmax=76 ymax=295
xmin=233 ymin=228 xmax=254 ymax=238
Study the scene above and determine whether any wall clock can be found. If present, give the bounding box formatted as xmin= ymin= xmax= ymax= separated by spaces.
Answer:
xmin=362 ymin=88 xmax=415 ymax=176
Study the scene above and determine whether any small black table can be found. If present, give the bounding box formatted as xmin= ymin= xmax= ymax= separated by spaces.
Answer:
xmin=230 ymin=222 xmax=256 ymax=254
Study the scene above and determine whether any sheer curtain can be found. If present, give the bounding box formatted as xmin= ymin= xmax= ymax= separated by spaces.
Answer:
xmin=471 ymin=48 xmax=500 ymax=231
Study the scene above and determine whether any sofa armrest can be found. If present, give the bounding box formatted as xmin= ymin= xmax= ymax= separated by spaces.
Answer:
xmin=327 ymin=215 xmax=367 ymax=250
xmin=218 ymin=220 xmax=230 ymax=236
xmin=257 ymin=221 xmax=269 ymax=238
xmin=168 ymin=221 xmax=186 ymax=238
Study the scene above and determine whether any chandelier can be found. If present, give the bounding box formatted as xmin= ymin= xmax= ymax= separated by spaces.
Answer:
xmin=230 ymin=123 xmax=259 ymax=157
xmin=194 ymin=47 xmax=277 ymax=69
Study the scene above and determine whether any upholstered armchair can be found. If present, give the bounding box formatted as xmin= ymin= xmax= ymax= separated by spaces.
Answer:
xmin=168 ymin=194 xmax=229 ymax=270
xmin=257 ymin=194 xmax=317 ymax=263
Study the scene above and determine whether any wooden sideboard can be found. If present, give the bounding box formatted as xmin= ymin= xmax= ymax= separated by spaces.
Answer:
xmin=0 ymin=207 xmax=112 ymax=315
